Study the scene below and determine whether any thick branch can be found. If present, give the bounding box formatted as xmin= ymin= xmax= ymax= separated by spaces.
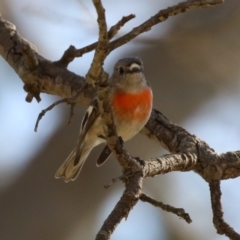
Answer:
xmin=85 ymin=0 xmax=109 ymax=87
xmin=143 ymin=152 xmax=197 ymax=177
xmin=0 ymin=14 xmax=93 ymax=104
xmin=96 ymin=172 xmax=143 ymax=240
xmin=142 ymin=109 xmax=240 ymax=181
xmin=218 ymin=151 xmax=240 ymax=179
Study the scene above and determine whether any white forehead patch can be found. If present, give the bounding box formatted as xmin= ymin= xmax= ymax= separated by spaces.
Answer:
xmin=129 ymin=63 xmax=140 ymax=71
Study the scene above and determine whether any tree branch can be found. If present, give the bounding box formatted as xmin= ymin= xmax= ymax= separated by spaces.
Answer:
xmin=85 ymin=0 xmax=109 ymax=87
xmin=55 ymin=14 xmax=135 ymax=68
xmin=96 ymin=172 xmax=143 ymax=240
xmin=3 ymin=0 xmax=240 ymax=239
xmin=108 ymin=0 xmax=224 ymax=53
xmin=75 ymin=14 xmax=135 ymax=58
xmin=71 ymin=0 xmax=224 ymax=56
xmin=90 ymin=0 xmax=142 ymax=173
xmin=0 ymin=0 xmax=224 ymax=104
xmin=209 ymin=181 xmax=240 ymax=239
xmin=140 ymin=193 xmax=192 ymax=223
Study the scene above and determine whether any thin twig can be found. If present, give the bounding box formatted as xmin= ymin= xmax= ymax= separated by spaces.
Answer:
xmin=35 ymin=96 xmax=77 ymax=132
xmin=108 ymin=0 xmax=224 ymax=53
xmin=62 ymin=0 xmax=224 ymax=59
xmin=107 ymin=14 xmax=135 ymax=39
xmin=104 ymin=175 xmax=125 ymax=189
xmin=34 ymin=99 xmax=67 ymax=132
xmin=73 ymin=1 xmax=224 ymax=59
xmin=209 ymin=180 xmax=240 ymax=239
xmin=140 ymin=193 xmax=192 ymax=223
xmin=75 ymin=14 xmax=135 ymax=58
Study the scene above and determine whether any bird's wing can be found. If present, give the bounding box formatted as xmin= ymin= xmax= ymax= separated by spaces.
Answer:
xmin=74 ymin=98 xmax=100 ymax=165
xmin=96 ymin=145 xmax=112 ymax=166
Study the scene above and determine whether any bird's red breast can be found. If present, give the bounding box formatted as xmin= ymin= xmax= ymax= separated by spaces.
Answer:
xmin=111 ymin=88 xmax=152 ymax=121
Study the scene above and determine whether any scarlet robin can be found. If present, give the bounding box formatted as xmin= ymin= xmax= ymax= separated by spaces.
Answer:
xmin=55 ymin=57 xmax=153 ymax=182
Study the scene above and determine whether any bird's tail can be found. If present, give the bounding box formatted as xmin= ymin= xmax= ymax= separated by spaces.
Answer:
xmin=55 ymin=146 xmax=91 ymax=182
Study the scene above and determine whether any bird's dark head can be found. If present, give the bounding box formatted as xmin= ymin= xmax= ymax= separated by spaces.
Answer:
xmin=114 ymin=57 xmax=144 ymax=75
xmin=110 ymin=57 xmax=148 ymax=93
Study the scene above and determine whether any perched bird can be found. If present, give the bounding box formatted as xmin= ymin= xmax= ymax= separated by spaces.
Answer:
xmin=55 ymin=57 xmax=153 ymax=182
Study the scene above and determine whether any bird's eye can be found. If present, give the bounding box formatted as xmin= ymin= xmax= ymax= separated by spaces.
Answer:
xmin=118 ymin=67 xmax=124 ymax=74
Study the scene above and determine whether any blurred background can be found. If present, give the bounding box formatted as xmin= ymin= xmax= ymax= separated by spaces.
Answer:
xmin=1 ymin=0 xmax=240 ymax=239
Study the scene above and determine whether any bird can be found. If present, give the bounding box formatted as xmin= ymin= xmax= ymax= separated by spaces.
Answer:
xmin=55 ymin=57 xmax=153 ymax=182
